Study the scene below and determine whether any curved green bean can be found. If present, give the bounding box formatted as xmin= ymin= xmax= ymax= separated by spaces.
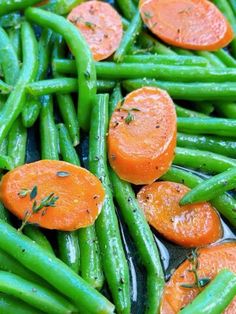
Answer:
xmin=177 ymin=133 xmax=236 ymax=158
xmin=180 ymin=167 xmax=236 ymax=205
xmin=114 ymin=11 xmax=142 ymax=63
xmin=25 ymin=7 xmax=96 ymax=131
xmin=0 ymin=271 xmax=76 ymax=314
xmin=109 ymin=83 xmax=123 ymax=117
xmin=89 ymin=94 xmax=130 ymax=313
xmin=174 ymin=147 xmax=236 ymax=174
xmin=116 ymin=0 xmax=136 ymax=20
xmin=175 ymin=105 xmax=208 ymax=118
xmin=110 ymin=170 xmax=164 ymax=314
xmin=195 ymin=51 xmax=225 ymax=67
xmin=161 ymin=166 xmax=236 ymax=227
xmin=0 ymin=294 xmax=44 ymax=314
xmin=0 ymin=0 xmax=42 ymax=16
xmin=0 ymin=26 xmax=20 ymax=85
xmin=0 ymin=22 xmax=38 ymax=145
xmin=177 ymin=117 xmax=236 ymax=137
xmin=213 ymin=49 xmax=236 ymax=67
xmin=7 ymin=118 xmax=27 ymax=168
xmin=180 ymin=269 xmax=236 ymax=314
xmin=0 ymin=220 xmax=115 ymax=313
xmin=214 ymin=102 xmax=236 ymax=119
xmin=122 ymin=79 xmax=236 ymax=101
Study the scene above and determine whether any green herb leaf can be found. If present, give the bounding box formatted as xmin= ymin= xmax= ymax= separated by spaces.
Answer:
xmin=30 ymin=186 xmax=38 ymax=200
xmin=18 ymin=189 xmax=30 ymax=198
xmin=125 ymin=111 xmax=134 ymax=124
xmin=57 ymin=171 xmax=70 ymax=177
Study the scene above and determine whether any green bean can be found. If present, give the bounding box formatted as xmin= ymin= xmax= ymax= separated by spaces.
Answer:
xmin=0 ymin=202 xmax=10 ymax=224
xmin=116 ymin=0 xmax=136 ymax=20
xmin=41 ymin=0 xmax=83 ymax=15
xmin=53 ymin=60 xmax=236 ymax=82
xmin=177 ymin=117 xmax=236 ymax=137
xmin=26 ymin=78 xmax=115 ymax=96
xmin=8 ymin=28 xmax=22 ymax=62
xmin=23 ymin=226 xmax=54 ymax=255
xmin=213 ymin=49 xmax=236 ymax=67
xmin=122 ymin=79 xmax=236 ymax=101
xmin=174 ymin=147 xmax=236 ymax=174
xmin=214 ymin=102 xmax=236 ymax=118
xmin=0 ymin=13 xmax=22 ymax=29
xmin=7 ymin=118 xmax=27 ymax=168
xmin=229 ymin=0 xmax=236 ymax=14
xmin=53 ymin=35 xmax=79 ymax=147
xmin=114 ymin=11 xmax=142 ymax=63
xmin=0 ymin=0 xmax=42 ymax=16
xmin=161 ymin=166 xmax=236 ymax=227
xmin=0 ymin=22 xmax=38 ymax=145
xmin=0 ymin=27 xmax=20 ymax=85
xmin=0 ymin=155 xmax=14 ymax=170
xmin=0 ymin=79 xmax=12 ymax=94
xmin=138 ymin=32 xmax=176 ymax=55
xmin=25 ymin=7 xmax=96 ymax=131
xmin=40 ymin=95 xmax=59 ymax=160
xmin=180 ymin=270 xmax=236 ymax=314
xmin=0 ymin=138 xmax=7 ymax=155
xmin=110 ymin=170 xmax=164 ymax=314
xmin=89 ymin=94 xmax=130 ymax=313
xmin=172 ymin=47 xmax=194 ymax=56
xmin=0 ymin=271 xmax=77 ymax=314
xmin=0 ymin=249 xmax=50 ymax=287
xmin=175 ymin=104 xmax=208 ymax=118
xmin=0 ymin=220 xmax=115 ymax=313
xmin=22 ymin=28 xmax=53 ymax=128
xmin=0 ymin=294 xmax=44 ymax=314
xmin=122 ymin=54 xmax=208 ymax=66
xmin=180 ymin=167 xmax=236 ymax=205
xmin=195 ymin=51 xmax=225 ymax=67
xmin=109 ymin=83 xmax=123 ymax=117
xmin=57 ymin=123 xmax=80 ymax=273
xmin=177 ymin=133 xmax=236 ymax=158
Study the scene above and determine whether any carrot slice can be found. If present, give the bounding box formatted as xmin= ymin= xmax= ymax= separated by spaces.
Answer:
xmin=139 ymin=0 xmax=234 ymax=51
xmin=161 ymin=242 xmax=236 ymax=314
xmin=0 ymin=160 xmax=105 ymax=231
xmin=67 ymin=1 xmax=123 ymax=61
xmin=137 ymin=181 xmax=222 ymax=247
xmin=108 ymin=87 xmax=176 ymax=185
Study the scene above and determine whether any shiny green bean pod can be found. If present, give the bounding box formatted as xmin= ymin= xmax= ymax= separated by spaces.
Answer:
xmin=53 ymin=35 xmax=79 ymax=146
xmin=7 ymin=118 xmax=27 ymax=168
xmin=0 ymin=155 xmax=14 ymax=170
xmin=0 ymin=0 xmax=42 ymax=16
xmin=8 ymin=27 xmax=22 ymax=62
xmin=174 ymin=147 xmax=236 ymax=174
xmin=0 ymin=13 xmax=22 ymax=28
xmin=122 ymin=79 xmax=236 ymax=101
xmin=57 ymin=123 xmax=80 ymax=273
xmin=0 ymin=271 xmax=77 ymax=314
xmin=22 ymin=28 xmax=53 ymax=128
xmin=0 ymin=80 xmax=12 ymax=94
xmin=23 ymin=226 xmax=54 ymax=255
xmin=40 ymin=95 xmax=59 ymax=160
xmin=116 ymin=0 xmax=136 ymax=20
xmin=195 ymin=51 xmax=225 ymax=67
xmin=109 ymin=83 xmax=123 ymax=118
xmin=180 ymin=167 xmax=236 ymax=205
xmin=0 ymin=294 xmax=44 ymax=314
xmin=0 ymin=26 xmax=20 ymax=85
xmin=180 ymin=270 xmax=236 ymax=314
xmin=177 ymin=133 xmax=236 ymax=158
xmin=27 ymin=78 xmax=115 ymax=96
xmin=138 ymin=32 xmax=176 ymax=55
xmin=213 ymin=49 xmax=236 ymax=67
xmin=0 ymin=249 xmax=51 ymax=287
xmin=114 ymin=11 xmax=142 ymax=63
xmin=177 ymin=117 xmax=236 ymax=137
xmin=25 ymin=7 xmax=96 ymax=131
xmin=0 ymin=22 xmax=38 ymax=145
xmin=175 ymin=105 xmax=207 ymax=118
xmin=161 ymin=166 xmax=236 ymax=227
xmin=89 ymin=94 xmax=130 ymax=313
xmin=122 ymin=54 xmax=208 ymax=66
xmin=214 ymin=102 xmax=236 ymax=118
xmin=0 ymin=220 xmax=115 ymax=313
xmin=110 ymin=170 xmax=164 ymax=314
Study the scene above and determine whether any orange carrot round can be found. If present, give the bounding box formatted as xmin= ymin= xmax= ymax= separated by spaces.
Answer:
xmin=139 ymin=0 xmax=234 ymax=51
xmin=0 ymin=160 xmax=105 ymax=231
xmin=137 ymin=181 xmax=222 ymax=247
xmin=161 ymin=242 xmax=236 ymax=314
xmin=108 ymin=87 xmax=176 ymax=185
xmin=67 ymin=1 xmax=123 ymax=61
